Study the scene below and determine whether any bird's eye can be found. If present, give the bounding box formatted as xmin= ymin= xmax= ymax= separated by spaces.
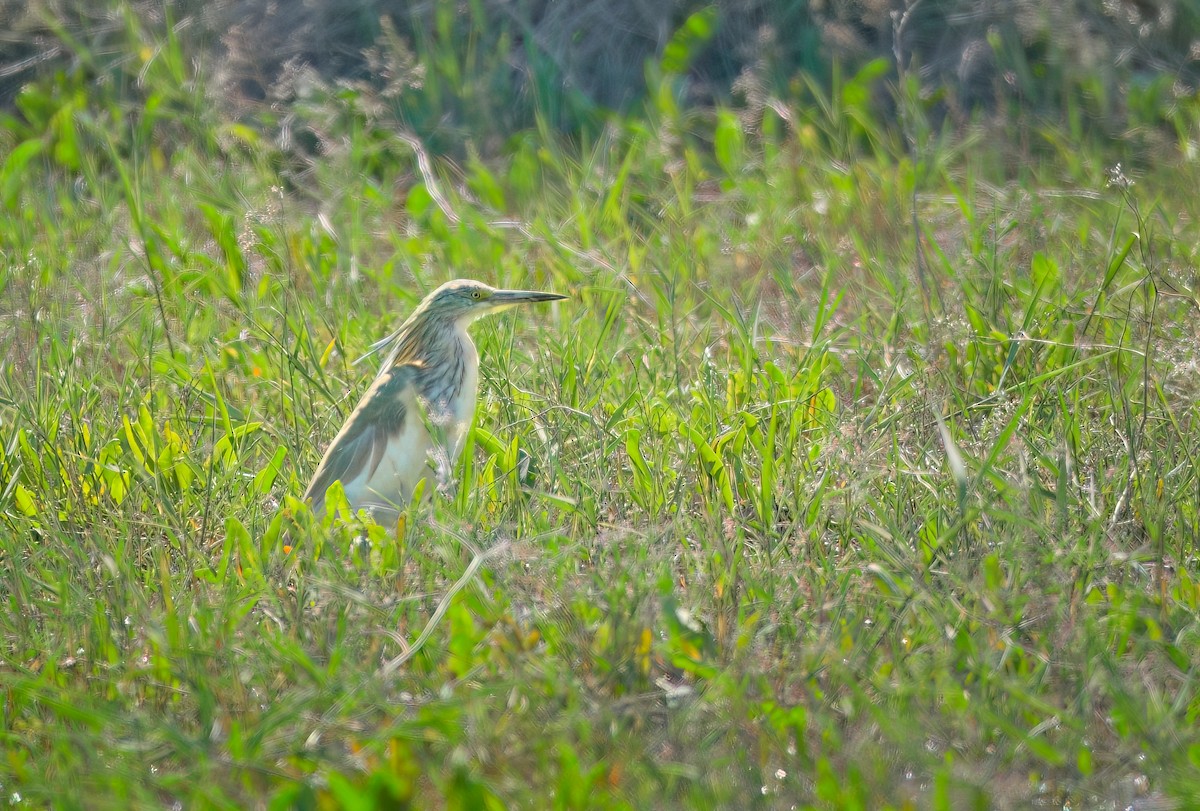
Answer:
xmin=471 ymin=291 xmax=482 ymax=300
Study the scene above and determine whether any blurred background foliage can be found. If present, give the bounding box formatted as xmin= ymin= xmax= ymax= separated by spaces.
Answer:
xmin=2 ymin=0 xmax=1198 ymax=158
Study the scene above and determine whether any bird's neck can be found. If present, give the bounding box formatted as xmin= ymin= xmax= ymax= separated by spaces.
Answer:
xmin=417 ymin=324 xmax=479 ymax=455
xmin=384 ymin=316 xmax=467 ymax=368
xmin=389 ymin=319 xmax=477 ymax=391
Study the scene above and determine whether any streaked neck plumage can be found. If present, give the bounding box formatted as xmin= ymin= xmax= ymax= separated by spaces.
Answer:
xmin=379 ymin=310 xmax=480 ymax=459
xmin=378 ymin=302 xmax=487 ymax=371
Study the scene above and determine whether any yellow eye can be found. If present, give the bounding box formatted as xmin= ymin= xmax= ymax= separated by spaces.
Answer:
xmin=471 ymin=290 xmax=482 ymax=300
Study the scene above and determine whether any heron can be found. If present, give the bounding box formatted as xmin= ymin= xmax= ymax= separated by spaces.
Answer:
xmin=302 ymin=279 xmax=566 ymax=524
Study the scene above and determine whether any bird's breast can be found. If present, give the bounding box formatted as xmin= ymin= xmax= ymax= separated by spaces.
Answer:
xmin=416 ymin=332 xmax=479 ymax=461
xmin=450 ymin=336 xmax=479 ymax=457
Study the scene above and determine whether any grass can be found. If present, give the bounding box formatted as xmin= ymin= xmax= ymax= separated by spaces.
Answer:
xmin=3 ymin=14 xmax=1200 ymax=811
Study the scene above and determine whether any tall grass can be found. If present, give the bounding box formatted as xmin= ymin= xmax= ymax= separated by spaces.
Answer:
xmin=2 ymin=5 xmax=1200 ymax=810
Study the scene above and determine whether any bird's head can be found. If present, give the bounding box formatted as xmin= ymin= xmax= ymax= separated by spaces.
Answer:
xmin=421 ymin=279 xmax=567 ymax=325
xmin=358 ymin=278 xmax=568 ymax=368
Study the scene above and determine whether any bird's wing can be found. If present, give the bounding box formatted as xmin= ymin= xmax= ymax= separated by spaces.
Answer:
xmin=303 ymin=362 xmax=421 ymax=516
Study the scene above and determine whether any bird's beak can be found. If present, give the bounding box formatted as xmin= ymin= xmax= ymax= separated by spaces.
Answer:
xmin=485 ymin=288 xmax=569 ymax=312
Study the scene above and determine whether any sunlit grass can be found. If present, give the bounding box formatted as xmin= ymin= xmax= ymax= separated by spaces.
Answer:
xmin=2 ymin=12 xmax=1200 ymax=811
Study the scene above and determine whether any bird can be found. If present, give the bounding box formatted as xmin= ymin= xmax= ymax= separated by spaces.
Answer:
xmin=301 ymin=279 xmax=567 ymax=526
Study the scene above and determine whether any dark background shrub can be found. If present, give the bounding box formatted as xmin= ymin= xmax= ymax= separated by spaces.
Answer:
xmin=3 ymin=0 xmax=1198 ymax=152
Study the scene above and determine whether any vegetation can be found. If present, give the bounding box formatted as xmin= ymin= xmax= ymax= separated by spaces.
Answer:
xmin=4 ymin=0 xmax=1199 ymax=146
xmin=2 ymin=1 xmax=1200 ymax=809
